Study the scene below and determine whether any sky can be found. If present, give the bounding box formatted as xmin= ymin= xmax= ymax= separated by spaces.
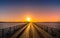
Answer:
xmin=0 ymin=0 xmax=60 ymax=22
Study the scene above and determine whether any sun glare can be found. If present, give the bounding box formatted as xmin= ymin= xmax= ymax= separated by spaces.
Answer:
xmin=26 ymin=17 xmax=31 ymax=22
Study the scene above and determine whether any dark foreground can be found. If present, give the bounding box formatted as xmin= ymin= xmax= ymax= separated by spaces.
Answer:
xmin=0 ymin=22 xmax=60 ymax=38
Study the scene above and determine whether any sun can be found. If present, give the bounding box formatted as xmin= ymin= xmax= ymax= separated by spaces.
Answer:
xmin=26 ymin=17 xmax=31 ymax=22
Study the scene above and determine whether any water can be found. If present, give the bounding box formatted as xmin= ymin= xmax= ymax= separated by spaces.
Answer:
xmin=36 ymin=22 xmax=60 ymax=29
xmin=0 ymin=23 xmax=26 ymax=29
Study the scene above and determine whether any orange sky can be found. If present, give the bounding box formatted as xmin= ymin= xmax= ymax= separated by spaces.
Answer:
xmin=0 ymin=5 xmax=60 ymax=22
xmin=0 ymin=0 xmax=60 ymax=22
